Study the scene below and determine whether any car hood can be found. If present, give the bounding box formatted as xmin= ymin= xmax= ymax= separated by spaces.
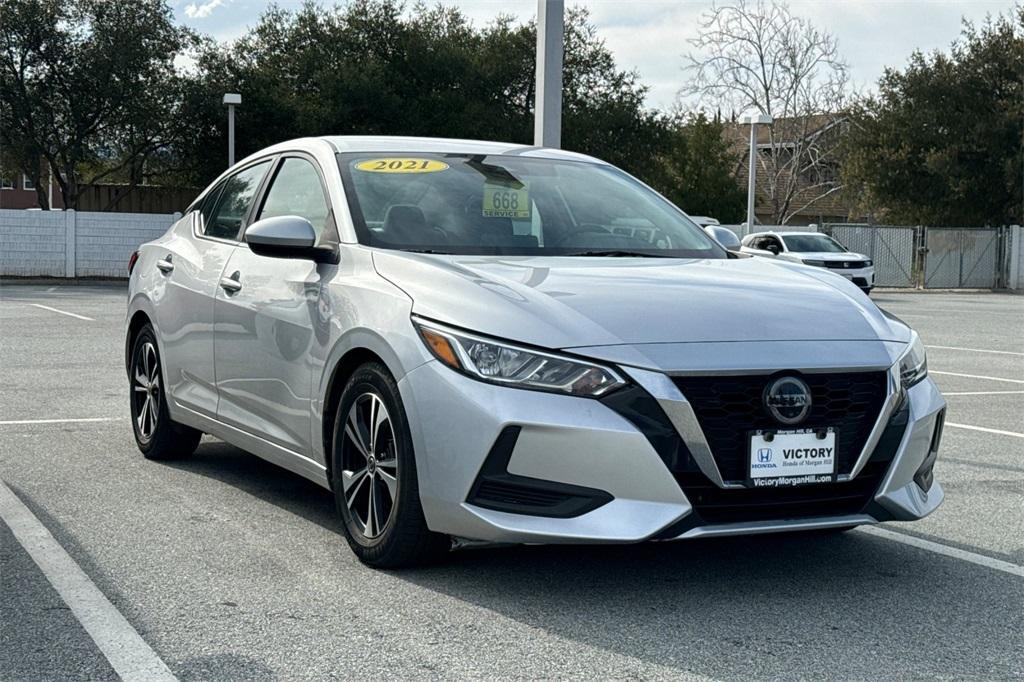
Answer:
xmin=794 ymin=251 xmax=868 ymax=261
xmin=372 ymin=252 xmax=908 ymax=350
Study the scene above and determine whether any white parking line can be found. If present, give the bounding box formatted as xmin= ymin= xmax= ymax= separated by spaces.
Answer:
xmin=0 ymin=480 xmax=178 ymax=681
xmin=928 ymin=344 xmax=1024 ymax=357
xmin=28 ymin=303 xmax=94 ymax=321
xmin=944 ymin=390 xmax=1024 ymax=396
xmin=946 ymin=422 xmax=1024 ymax=439
xmin=930 ymin=370 xmax=1024 ymax=385
xmin=0 ymin=417 xmax=121 ymax=426
xmin=859 ymin=526 xmax=1024 ymax=578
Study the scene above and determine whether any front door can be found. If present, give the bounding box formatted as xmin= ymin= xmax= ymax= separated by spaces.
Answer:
xmin=154 ymin=160 xmax=271 ymax=417
xmin=213 ymin=155 xmax=338 ymax=454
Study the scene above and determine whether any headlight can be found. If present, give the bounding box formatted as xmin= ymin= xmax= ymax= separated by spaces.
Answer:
xmin=899 ymin=332 xmax=928 ymax=388
xmin=864 ymin=259 xmax=873 ymax=267
xmin=802 ymin=259 xmax=826 ymax=266
xmin=413 ymin=318 xmax=626 ymax=397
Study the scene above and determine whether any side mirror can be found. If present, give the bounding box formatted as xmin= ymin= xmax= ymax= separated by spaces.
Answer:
xmin=765 ymin=244 xmax=780 ymax=255
xmin=245 ymin=216 xmax=338 ymax=264
xmin=703 ymin=225 xmax=742 ymax=252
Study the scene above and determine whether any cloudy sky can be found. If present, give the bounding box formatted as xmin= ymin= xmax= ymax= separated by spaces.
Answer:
xmin=174 ymin=0 xmax=1014 ymax=110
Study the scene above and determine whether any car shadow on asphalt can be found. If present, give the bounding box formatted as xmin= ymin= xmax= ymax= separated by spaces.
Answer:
xmin=170 ymin=440 xmax=1023 ymax=679
xmin=165 ymin=440 xmax=342 ymax=536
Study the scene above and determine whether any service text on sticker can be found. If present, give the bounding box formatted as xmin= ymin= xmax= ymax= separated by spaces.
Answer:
xmin=354 ymin=158 xmax=449 ymax=173
xmin=483 ymin=181 xmax=530 ymax=219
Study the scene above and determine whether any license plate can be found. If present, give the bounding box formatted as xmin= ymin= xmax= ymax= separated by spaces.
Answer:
xmin=748 ymin=428 xmax=837 ymax=488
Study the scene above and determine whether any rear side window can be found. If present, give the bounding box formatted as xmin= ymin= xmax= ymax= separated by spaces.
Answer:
xmin=256 ymin=157 xmax=335 ymax=243
xmin=203 ymin=161 xmax=271 ymax=240
xmin=197 ymin=181 xmax=225 ymax=230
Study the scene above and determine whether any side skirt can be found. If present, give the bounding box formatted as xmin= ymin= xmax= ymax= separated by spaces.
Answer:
xmin=172 ymin=402 xmax=331 ymax=489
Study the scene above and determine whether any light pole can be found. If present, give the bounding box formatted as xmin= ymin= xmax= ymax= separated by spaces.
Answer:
xmin=741 ymin=112 xmax=772 ymax=235
xmin=534 ymin=0 xmax=564 ymax=148
xmin=222 ymin=93 xmax=242 ymax=167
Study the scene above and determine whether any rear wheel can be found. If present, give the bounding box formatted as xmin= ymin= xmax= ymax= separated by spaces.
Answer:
xmin=331 ymin=362 xmax=449 ymax=568
xmin=129 ymin=325 xmax=201 ymax=460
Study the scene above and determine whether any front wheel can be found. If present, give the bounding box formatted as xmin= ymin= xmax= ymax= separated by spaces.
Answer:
xmin=129 ymin=325 xmax=201 ymax=460
xmin=331 ymin=362 xmax=449 ymax=568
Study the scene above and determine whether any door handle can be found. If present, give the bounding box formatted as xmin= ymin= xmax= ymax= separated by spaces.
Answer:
xmin=156 ymin=256 xmax=174 ymax=274
xmin=219 ymin=272 xmax=242 ymax=293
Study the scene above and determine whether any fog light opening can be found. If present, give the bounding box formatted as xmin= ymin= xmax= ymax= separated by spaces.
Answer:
xmin=914 ymin=409 xmax=945 ymax=493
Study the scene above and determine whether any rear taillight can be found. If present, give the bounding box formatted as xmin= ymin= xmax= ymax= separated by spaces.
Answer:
xmin=128 ymin=250 xmax=139 ymax=275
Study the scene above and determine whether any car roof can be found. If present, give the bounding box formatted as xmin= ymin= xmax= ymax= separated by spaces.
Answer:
xmin=744 ymin=230 xmax=831 ymax=239
xmin=320 ymin=135 xmax=605 ymax=164
xmin=189 ymin=135 xmax=610 ymax=213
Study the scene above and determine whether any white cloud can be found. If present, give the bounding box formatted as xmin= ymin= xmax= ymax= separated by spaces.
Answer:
xmin=184 ymin=0 xmax=226 ymax=20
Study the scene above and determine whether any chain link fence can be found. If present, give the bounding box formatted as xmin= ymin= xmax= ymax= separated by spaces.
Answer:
xmin=821 ymin=224 xmax=1013 ymax=289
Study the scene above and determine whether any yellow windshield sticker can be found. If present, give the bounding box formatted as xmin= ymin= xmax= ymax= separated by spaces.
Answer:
xmin=354 ymin=158 xmax=449 ymax=173
xmin=483 ymin=181 xmax=530 ymax=219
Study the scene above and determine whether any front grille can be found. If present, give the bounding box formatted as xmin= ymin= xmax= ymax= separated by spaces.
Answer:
xmin=824 ymin=260 xmax=859 ymax=269
xmin=672 ymin=372 xmax=887 ymax=482
xmin=675 ymin=461 xmax=889 ymax=523
xmin=665 ymin=402 xmax=908 ymax=528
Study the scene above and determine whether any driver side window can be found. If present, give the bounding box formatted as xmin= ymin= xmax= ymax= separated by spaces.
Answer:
xmin=256 ymin=157 xmax=337 ymax=244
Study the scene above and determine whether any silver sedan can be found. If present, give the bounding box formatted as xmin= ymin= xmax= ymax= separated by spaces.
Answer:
xmin=126 ymin=136 xmax=944 ymax=567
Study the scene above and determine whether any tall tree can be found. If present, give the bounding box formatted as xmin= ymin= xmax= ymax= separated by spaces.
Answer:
xmin=683 ymin=0 xmax=849 ymax=224
xmin=652 ymin=114 xmax=746 ymax=223
xmin=843 ymin=8 xmax=1023 ymax=226
xmin=0 ymin=0 xmax=195 ymax=209
xmin=182 ymin=0 xmax=742 ymax=222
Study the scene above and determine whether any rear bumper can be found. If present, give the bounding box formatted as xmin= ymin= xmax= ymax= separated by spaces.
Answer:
xmin=399 ymin=360 xmax=944 ymax=544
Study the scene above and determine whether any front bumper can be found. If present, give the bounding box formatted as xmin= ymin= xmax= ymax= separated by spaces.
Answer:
xmin=827 ymin=265 xmax=875 ymax=289
xmin=399 ymin=360 xmax=944 ymax=544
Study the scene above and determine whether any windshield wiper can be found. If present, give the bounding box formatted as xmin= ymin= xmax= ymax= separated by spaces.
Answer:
xmin=564 ymin=250 xmax=674 ymax=258
xmin=403 ymin=248 xmax=453 ymax=254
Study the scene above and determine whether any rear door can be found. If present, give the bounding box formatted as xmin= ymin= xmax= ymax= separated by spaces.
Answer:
xmin=213 ymin=154 xmax=338 ymax=454
xmin=152 ymin=159 xmax=271 ymax=417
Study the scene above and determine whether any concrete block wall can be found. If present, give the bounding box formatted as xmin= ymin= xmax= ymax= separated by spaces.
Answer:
xmin=76 ymin=212 xmax=179 ymax=278
xmin=0 ymin=209 xmax=178 ymax=278
xmin=0 ymin=209 xmax=67 ymax=276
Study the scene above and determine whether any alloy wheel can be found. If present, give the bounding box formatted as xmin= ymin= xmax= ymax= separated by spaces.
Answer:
xmin=341 ymin=392 xmax=399 ymax=539
xmin=132 ymin=341 xmax=161 ymax=442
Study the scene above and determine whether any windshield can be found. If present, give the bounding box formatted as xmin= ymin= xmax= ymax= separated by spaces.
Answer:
xmin=781 ymin=234 xmax=847 ymax=253
xmin=337 ymin=153 xmax=725 ymax=258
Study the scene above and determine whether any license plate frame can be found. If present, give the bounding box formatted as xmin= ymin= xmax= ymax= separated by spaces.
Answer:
xmin=747 ymin=427 xmax=837 ymax=488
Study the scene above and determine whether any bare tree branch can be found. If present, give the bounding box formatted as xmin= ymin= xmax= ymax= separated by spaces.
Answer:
xmin=682 ymin=0 xmax=849 ymax=224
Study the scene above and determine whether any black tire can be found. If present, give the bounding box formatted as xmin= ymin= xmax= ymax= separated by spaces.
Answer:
xmin=331 ymin=362 xmax=449 ymax=568
xmin=129 ymin=325 xmax=202 ymax=460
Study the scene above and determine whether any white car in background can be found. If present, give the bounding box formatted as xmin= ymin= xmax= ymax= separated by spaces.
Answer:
xmin=741 ymin=231 xmax=875 ymax=294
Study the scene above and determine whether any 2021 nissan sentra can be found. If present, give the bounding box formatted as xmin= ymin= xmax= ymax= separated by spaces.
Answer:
xmin=126 ymin=136 xmax=945 ymax=567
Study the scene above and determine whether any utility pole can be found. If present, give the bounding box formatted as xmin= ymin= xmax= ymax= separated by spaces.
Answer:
xmin=742 ymin=112 xmax=773 ymax=234
xmin=533 ymin=0 xmax=564 ymax=148
xmin=223 ymin=93 xmax=242 ymax=167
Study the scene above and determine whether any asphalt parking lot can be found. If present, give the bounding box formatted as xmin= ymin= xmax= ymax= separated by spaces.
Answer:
xmin=1 ymin=282 xmax=1022 ymax=681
